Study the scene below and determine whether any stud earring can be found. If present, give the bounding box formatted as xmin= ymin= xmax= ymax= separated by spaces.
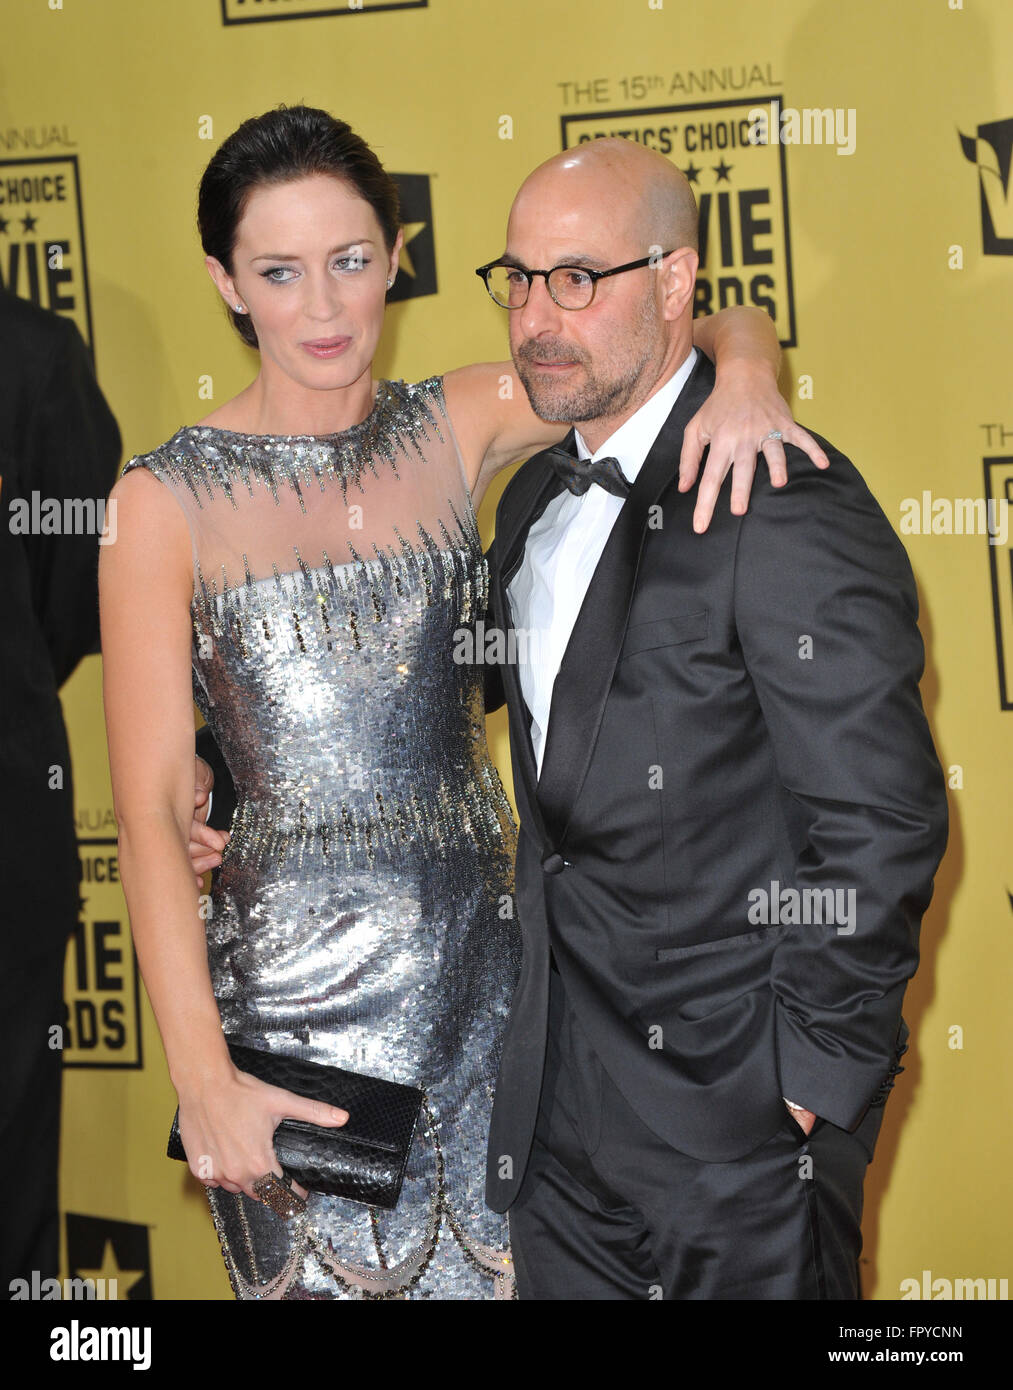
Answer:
xmin=234 ymin=303 xmax=245 ymax=312
xmin=386 ymin=279 xmax=393 ymax=290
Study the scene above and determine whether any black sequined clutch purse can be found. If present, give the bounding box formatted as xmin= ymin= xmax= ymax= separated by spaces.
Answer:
xmin=167 ymin=1040 xmax=424 ymax=1210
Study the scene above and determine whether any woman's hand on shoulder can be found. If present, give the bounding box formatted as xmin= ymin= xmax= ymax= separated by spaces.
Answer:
xmin=686 ymin=305 xmax=830 ymax=532
xmin=679 ymin=359 xmax=829 ymax=534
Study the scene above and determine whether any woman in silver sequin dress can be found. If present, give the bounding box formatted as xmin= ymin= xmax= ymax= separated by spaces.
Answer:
xmin=100 ymin=106 xmax=816 ymax=1299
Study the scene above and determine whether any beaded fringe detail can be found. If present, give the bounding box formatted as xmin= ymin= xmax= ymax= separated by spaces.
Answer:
xmin=143 ymin=377 xmax=452 ymax=512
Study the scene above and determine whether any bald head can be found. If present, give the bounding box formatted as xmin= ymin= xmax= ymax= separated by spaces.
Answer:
xmin=509 ymin=137 xmax=697 ymax=255
xmin=502 ymin=137 xmax=700 ymax=446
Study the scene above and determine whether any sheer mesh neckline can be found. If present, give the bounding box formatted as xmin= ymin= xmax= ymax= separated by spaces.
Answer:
xmin=182 ymin=378 xmax=398 ymax=444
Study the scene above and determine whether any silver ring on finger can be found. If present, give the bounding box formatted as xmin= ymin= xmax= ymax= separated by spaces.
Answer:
xmin=763 ymin=430 xmax=783 ymax=442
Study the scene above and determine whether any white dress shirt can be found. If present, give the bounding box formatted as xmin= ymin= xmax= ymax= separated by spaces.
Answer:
xmin=507 ymin=348 xmax=697 ymax=777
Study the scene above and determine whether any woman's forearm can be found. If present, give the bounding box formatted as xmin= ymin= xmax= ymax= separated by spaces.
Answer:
xmin=117 ymin=812 xmax=232 ymax=1095
xmin=692 ymin=305 xmax=780 ymax=380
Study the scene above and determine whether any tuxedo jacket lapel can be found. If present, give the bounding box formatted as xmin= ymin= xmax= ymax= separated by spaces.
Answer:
xmin=535 ymin=352 xmax=716 ymax=843
xmin=496 ymin=428 xmax=575 ymax=588
xmin=490 ymin=439 xmax=572 ymax=849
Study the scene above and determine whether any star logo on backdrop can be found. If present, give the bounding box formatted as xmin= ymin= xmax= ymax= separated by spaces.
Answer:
xmin=21 ymin=213 xmax=38 ymax=232
xmin=75 ymin=1239 xmax=147 ymax=1300
xmin=66 ymin=1214 xmax=153 ymax=1299
xmin=387 ymin=174 xmax=437 ymax=303
xmin=683 ymin=161 xmax=733 ymax=185
xmin=396 ymin=222 xmax=427 ymax=282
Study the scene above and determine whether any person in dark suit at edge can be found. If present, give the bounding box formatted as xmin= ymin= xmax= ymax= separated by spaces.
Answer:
xmin=1 ymin=286 xmax=121 ymax=1293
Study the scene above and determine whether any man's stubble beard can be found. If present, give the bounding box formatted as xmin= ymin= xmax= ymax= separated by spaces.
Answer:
xmin=513 ymin=289 xmax=662 ymax=426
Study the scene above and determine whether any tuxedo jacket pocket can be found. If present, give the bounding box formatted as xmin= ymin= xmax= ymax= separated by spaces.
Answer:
xmin=656 ymin=922 xmax=789 ymax=961
xmin=652 ymin=923 xmax=790 ymax=1024
xmin=619 ymin=609 xmax=708 ymax=660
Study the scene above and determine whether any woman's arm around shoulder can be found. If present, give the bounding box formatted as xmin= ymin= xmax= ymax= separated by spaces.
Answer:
xmin=442 ymin=306 xmax=828 ymax=527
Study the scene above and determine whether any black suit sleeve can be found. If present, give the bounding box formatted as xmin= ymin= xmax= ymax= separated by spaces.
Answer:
xmin=196 ymin=724 xmax=236 ymax=833
xmin=20 ymin=318 xmax=121 ymax=686
xmin=733 ymin=444 xmax=948 ymax=1130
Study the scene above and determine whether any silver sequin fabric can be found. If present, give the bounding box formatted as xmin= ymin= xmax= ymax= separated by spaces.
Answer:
xmin=122 ymin=378 xmax=521 ymax=1298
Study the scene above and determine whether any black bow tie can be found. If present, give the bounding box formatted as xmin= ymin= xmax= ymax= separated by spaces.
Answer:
xmin=544 ymin=445 xmax=632 ymax=499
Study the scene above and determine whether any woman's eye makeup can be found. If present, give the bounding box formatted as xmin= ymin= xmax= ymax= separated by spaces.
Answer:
xmin=259 ymin=256 xmax=372 ymax=283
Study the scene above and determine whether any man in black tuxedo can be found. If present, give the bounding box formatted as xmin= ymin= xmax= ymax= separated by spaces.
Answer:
xmin=476 ymin=138 xmax=948 ymax=1299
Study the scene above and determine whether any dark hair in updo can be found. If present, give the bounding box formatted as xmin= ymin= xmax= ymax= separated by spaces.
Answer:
xmin=197 ymin=104 xmax=401 ymax=349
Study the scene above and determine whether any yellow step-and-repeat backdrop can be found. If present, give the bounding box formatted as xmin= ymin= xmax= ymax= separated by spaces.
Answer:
xmin=3 ymin=0 xmax=1010 ymax=1301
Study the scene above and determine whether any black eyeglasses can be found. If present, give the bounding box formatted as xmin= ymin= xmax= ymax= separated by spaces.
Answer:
xmin=474 ymin=252 xmax=677 ymax=311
